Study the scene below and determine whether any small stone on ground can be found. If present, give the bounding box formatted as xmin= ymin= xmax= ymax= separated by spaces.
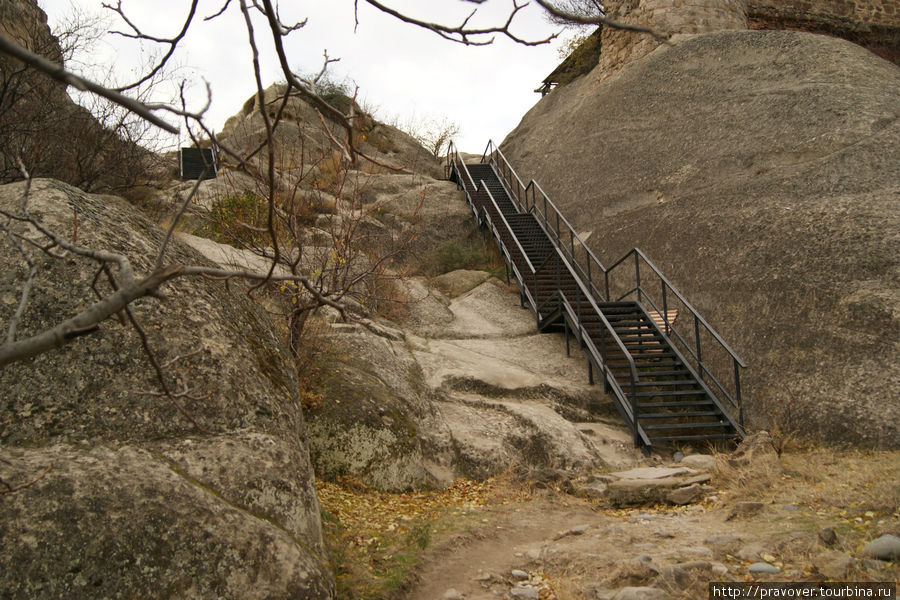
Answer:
xmin=863 ymin=534 xmax=900 ymax=561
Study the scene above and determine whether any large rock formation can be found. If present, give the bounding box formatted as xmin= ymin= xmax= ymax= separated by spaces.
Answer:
xmin=747 ymin=0 xmax=900 ymax=65
xmin=218 ymin=83 xmax=444 ymax=180
xmin=0 ymin=180 xmax=333 ymax=598
xmin=501 ymin=30 xmax=899 ymax=447
xmin=303 ymin=268 xmax=641 ymax=492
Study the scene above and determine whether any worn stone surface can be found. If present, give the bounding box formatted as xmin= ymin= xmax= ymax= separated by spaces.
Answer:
xmin=432 ymin=269 xmax=492 ymax=298
xmin=503 ymin=30 xmax=900 ymax=447
xmin=595 ymin=0 xmax=748 ymax=82
xmin=612 ymin=467 xmax=695 ymax=480
xmin=0 ymin=180 xmax=332 ymax=597
xmin=0 ymin=445 xmax=332 ymax=599
xmin=305 ymin=326 xmax=455 ymax=492
xmin=679 ymin=454 xmax=716 ymax=470
xmin=863 ymin=534 xmax=900 ymax=561
xmin=748 ymin=562 xmax=781 ymax=574
xmin=612 ymin=587 xmax=671 ymax=600
xmin=219 ymin=83 xmax=443 ymax=180
xmin=667 ymin=483 xmax=704 ymax=505
xmin=606 ymin=475 xmax=711 ymax=507
xmin=305 ymin=267 xmax=640 ymax=490
xmin=813 ymin=551 xmax=854 ymax=579
xmin=748 ymin=0 xmax=900 ymax=65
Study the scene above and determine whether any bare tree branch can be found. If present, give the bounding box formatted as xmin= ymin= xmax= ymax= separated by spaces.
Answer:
xmin=0 ymin=464 xmax=52 ymax=495
xmin=363 ymin=0 xmax=557 ymax=46
xmin=534 ymin=0 xmax=669 ymax=39
xmin=124 ymin=305 xmax=211 ymax=433
xmin=0 ymin=32 xmax=178 ymax=134
xmin=102 ymin=0 xmax=200 ymax=93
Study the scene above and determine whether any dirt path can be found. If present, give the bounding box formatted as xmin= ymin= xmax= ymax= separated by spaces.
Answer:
xmin=401 ymin=456 xmax=900 ymax=600
xmin=404 ymin=499 xmax=600 ymax=600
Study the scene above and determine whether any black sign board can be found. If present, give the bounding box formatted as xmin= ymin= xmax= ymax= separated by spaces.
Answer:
xmin=179 ymin=147 xmax=218 ymax=180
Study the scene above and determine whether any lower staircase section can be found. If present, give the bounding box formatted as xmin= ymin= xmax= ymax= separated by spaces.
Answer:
xmin=449 ymin=145 xmax=745 ymax=449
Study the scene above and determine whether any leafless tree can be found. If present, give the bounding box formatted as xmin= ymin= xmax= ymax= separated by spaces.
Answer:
xmin=0 ymin=0 xmax=665 ymax=470
xmin=542 ymin=0 xmax=606 ymax=26
xmin=0 ymin=5 xmax=169 ymax=195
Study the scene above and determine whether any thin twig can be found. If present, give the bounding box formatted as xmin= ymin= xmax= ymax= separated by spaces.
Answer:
xmin=123 ymin=305 xmax=211 ymax=433
xmin=0 ymin=464 xmax=52 ymax=495
xmin=0 ymin=32 xmax=178 ymax=133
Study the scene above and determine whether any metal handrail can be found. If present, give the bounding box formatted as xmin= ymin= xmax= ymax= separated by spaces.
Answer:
xmin=557 ymin=287 xmax=648 ymax=447
xmin=606 ymin=248 xmax=746 ymax=367
xmin=483 ymin=142 xmax=529 ymax=213
xmin=471 ymin=138 xmax=746 ymax=426
xmin=451 ymin=150 xmax=539 ymax=313
xmin=479 ymin=208 xmax=538 ymax=313
xmin=524 ymin=178 xmax=611 ymax=302
xmin=478 ymin=181 xmax=536 ymax=276
xmin=485 ymin=143 xmax=614 ymax=305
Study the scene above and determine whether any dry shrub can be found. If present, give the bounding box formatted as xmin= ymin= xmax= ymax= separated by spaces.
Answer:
xmin=313 ymin=150 xmax=348 ymax=193
xmin=420 ymin=234 xmax=506 ymax=278
xmin=711 ymin=445 xmax=784 ymax=501
xmin=368 ymin=275 xmax=410 ymax=323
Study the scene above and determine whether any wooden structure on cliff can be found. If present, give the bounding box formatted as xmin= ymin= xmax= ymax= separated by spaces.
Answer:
xmin=535 ymin=27 xmax=602 ymax=95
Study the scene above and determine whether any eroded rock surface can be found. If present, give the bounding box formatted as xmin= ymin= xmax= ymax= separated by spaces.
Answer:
xmin=502 ymin=30 xmax=900 ymax=446
xmin=0 ymin=180 xmax=333 ymax=598
xmin=305 ymin=269 xmax=642 ymax=491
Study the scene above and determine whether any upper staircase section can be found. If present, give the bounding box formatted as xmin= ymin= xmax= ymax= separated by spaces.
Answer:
xmin=447 ymin=141 xmax=747 ymax=449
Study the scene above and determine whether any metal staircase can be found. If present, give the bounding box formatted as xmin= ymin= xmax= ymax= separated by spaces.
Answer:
xmin=447 ymin=141 xmax=747 ymax=449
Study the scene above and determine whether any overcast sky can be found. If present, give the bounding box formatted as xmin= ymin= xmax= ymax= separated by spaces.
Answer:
xmin=37 ymin=0 xmax=574 ymax=154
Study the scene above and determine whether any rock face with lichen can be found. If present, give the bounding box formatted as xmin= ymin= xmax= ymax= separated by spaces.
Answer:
xmin=0 ymin=179 xmax=334 ymax=598
xmin=502 ymin=30 xmax=900 ymax=447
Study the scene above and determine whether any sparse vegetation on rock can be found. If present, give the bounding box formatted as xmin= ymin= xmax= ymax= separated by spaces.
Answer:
xmin=502 ymin=29 xmax=900 ymax=448
xmin=1 ymin=1 xmax=898 ymax=598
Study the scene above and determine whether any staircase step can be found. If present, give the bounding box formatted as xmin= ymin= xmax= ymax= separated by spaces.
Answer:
xmin=642 ymin=422 xmax=732 ymax=431
xmin=632 ymin=390 xmax=707 ymax=398
xmin=463 ymin=160 xmax=742 ymax=451
xmin=637 ymin=403 xmax=715 ymax=412
xmin=649 ymin=434 xmax=738 ymax=443
xmin=634 ymin=380 xmax=703 ymax=388
xmin=638 ymin=411 xmax=722 ymax=419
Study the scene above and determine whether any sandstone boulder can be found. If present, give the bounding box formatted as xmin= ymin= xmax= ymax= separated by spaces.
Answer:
xmin=0 ymin=179 xmax=333 ymax=598
xmin=501 ymin=30 xmax=900 ymax=447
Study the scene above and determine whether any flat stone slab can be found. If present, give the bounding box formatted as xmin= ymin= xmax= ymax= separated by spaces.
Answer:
xmin=611 ymin=467 xmax=695 ymax=480
xmin=863 ymin=534 xmax=900 ymax=561
xmin=748 ymin=562 xmax=781 ymax=574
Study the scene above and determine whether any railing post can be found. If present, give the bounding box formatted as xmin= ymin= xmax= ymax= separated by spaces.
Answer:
xmin=694 ymin=317 xmax=703 ymax=381
xmin=661 ymin=281 xmax=669 ymax=335
xmin=556 ymin=212 xmax=561 ymax=247
xmin=631 ymin=375 xmax=639 ymax=447
xmin=555 ymin=255 xmax=561 ymax=298
xmin=587 ymin=256 xmax=592 ymax=296
xmin=734 ymin=359 xmax=743 ymax=426
xmin=600 ymin=324 xmax=610 ymax=393
xmin=634 ymin=252 xmax=642 ymax=305
xmin=576 ymin=285 xmax=582 ymax=334
xmin=604 ymin=271 xmax=610 ymax=302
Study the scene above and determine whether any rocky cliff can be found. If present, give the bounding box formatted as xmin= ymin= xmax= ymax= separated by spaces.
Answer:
xmin=0 ymin=180 xmax=334 ymax=598
xmin=0 ymin=0 xmax=154 ymax=193
xmin=501 ymin=29 xmax=899 ymax=447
